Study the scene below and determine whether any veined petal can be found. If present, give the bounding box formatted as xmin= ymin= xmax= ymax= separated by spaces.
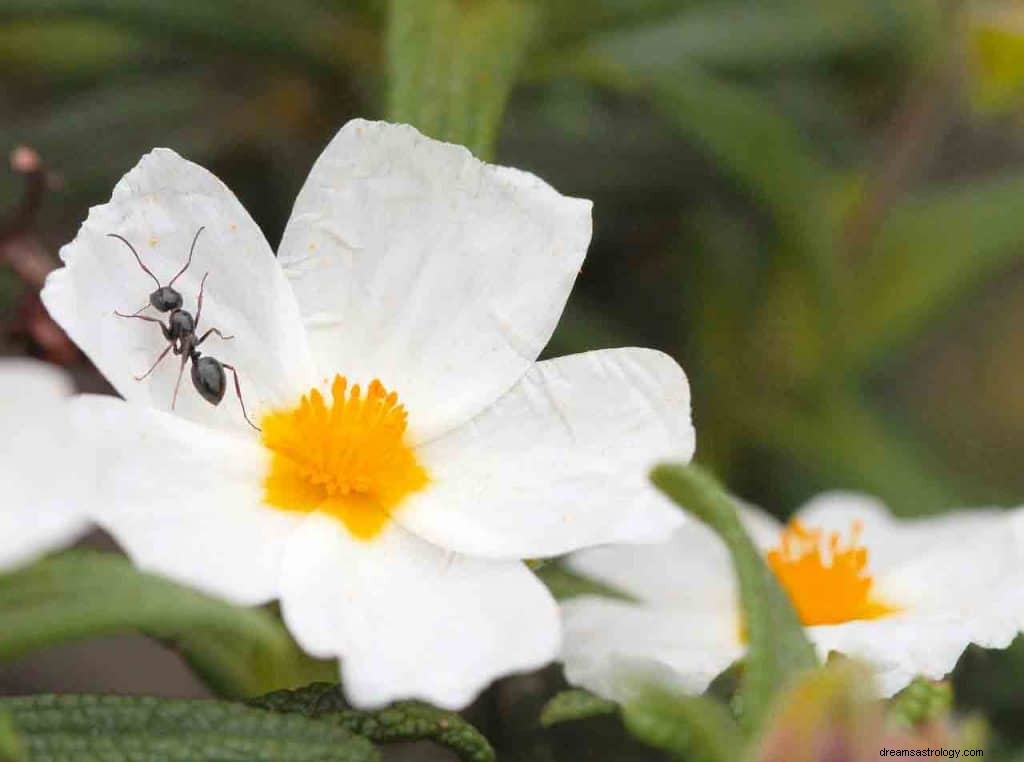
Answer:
xmin=560 ymin=597 xmax=743 ymax=702
xmin=279 ymin=513 xmax=560 ymax=709
xmin=42 ymin=148 xmax=316 ymax=435
xmin=0 ymin=360 xmax=90 ymax=570
xmin=396 ymin=348 xmax=694 ymax=559
xmin=277 ymin=119 xmax=593 ymax=442
xmin=74 ymin=394 xmax=300 ymax=606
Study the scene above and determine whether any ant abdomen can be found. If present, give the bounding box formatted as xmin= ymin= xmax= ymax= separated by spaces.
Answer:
xmin=191 ymin=355 xmax=226 ymax=406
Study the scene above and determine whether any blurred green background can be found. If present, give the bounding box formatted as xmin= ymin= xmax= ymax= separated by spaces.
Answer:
xmin=4 ymin=0 xmax=1024 ymax=758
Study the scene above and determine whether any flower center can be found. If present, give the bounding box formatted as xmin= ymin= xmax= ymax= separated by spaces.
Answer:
xmin=261 ymin=375 xmax=429 ymax=540
xmin=765 ymin=520 xmax=899 ymax=626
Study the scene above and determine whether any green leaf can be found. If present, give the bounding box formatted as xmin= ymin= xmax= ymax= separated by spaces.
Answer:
xmin=888 ymin=678 xmax=953 ymax=729
xmin=645 ymin=70 xmax=835 ymax=299
xmin=540 ymin=689 xmax=618 ymax=727
xmin=0 ymin=0 xmax=348 ymax=77
xmin=751 ymin=395 xmax=962 ymax=516
xmin=0 ymin=695 xmax=378 ymax=762
xmin=845 ymin=172 xmax=1024 ymax=371
xmin=650 ymin=464 xmax=817 ymax=732
xmin=250 ymin=683 xmax=495 ymax=762
xmin=547 ymin=1 xmax=920 ymax=75
xmin=534 ymin=563 xmax=635 ymax=601
xmin=0 ymin=551 xmax=333 ymax=698
xmin=565 ymin=55 xmax=834 ymax=294
xmin=386 ymin=0 xmax=537 ymax=159
xmin=0 ymin=714 xmax=25 ymax=762
xmin=620 ymin=684 xmax=742 ymax=762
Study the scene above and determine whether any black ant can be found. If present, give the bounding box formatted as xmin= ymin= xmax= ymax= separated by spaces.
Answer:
xmin=110 ymin=227 xmax=260 ymax=431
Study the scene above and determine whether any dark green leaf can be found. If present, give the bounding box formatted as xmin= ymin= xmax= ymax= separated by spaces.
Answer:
xmin=0 ymin=551 xmax=333 ymax=698
xmin=0 ymin=695 xmax=378 ymax=762
xmin=650 ymin=464 xmax=817 ymax=731
xmin=749 ymin=395 xmax=962 ymax=516
xmin=0 ymin=0 xmax=349 ymax=77
xmin=386 ymin=0 xmax=537 ymax=159
xmin=546 ymin=1 xmax=921 ymax=75
xmin=846 ymin=172 xmax=1024 ymax=371
xmin=621 ymin=684 xmax=743 ymax=762
xmin=251 ymin=683 xmax=495 ymax=762
xmin=540 ymin=689 xmax=617 ymax=727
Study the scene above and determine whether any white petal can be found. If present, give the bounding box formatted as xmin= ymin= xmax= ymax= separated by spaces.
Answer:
xmin=74 ymin=394 xmax=300 ymax=605
xmin=567 ymin=519 xmax=735 ymax=608
xmin=874 ymin=514 xmax=1021 ymax=647
xmin=42 ymin=148 xmax=316 ymax=435
xmin=804 ymin=506 xmax=1022 ymax=695
xmin=277 ymin=119 xmax=593 ymax=442
xmin=808 ymin=615 xmax=975 ymax=697
xmin=279 ymin=514 xmax=560 ymax=709
xmin=0 ymin=360 xmax=90 ymax=570
xmin=561 ymin=597 xmax=743 ymax=702
xmin=397 ymin=348 xmax=694 ymax=559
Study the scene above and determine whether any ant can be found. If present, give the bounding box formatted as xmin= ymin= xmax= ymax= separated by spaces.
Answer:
xmin=110 ymin=227 xmax=260 ymax=431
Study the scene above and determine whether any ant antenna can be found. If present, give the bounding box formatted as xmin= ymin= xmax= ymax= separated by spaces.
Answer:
xmin=169 ymin=226 xmax=205 ymax=288
xmin=107 ymin=233 xmax=162 ymax=290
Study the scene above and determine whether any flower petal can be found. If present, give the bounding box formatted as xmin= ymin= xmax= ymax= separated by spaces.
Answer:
xmin=397 ymin=348 xmax=694 ymax=559
xmin=808 ymin=616 xmax=975 ymax=697
xmin=560 ymin=597 xmax=743 ymax=702
xmin=279 ymin=513 xmax=560 ymax=709
xmin=277 ymin=119 xmax=593 ymax=442
xmin=0 ymin=360 xmax=90 ymax=570
xmin=42 ymin=148 xmax=316 ymax=435
xmin=567 ymin=519 xmax=735 ymax=608
xmin=74 ymin=394 xmax=300 ymax=605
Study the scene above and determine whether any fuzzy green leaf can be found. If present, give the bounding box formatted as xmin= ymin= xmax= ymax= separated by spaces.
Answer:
xmin=0 ymin=551 xmax=333 ymax=698
xmin=888 ymin=678 xmax=953 ymax=729
xmin=251 ymin=683 xmax=494 ymax=762
xmin=386 ymin=0 xmax=537 ymax=159
xmin=540 ymin=689 xmax=618 ymax=727
xmin=620 ymin=684 xmax=742 ymax=762
xmin=650 ymin=464 xmax=817 ymax=732
xmin=0 ymin=695 xmax=378 ymax=762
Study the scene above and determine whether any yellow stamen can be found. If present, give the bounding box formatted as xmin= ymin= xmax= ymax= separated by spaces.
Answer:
xmin=261 ymin=375 xmax=428 ymax=540
xmin=765 ymin=520 xmax=899 ymax=626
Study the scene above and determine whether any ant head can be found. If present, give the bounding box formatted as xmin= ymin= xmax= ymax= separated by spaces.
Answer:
xmin=149 ymin=286 xmax=183 ymax=312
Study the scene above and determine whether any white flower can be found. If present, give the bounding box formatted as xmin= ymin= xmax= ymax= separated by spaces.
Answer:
xmin=0 ymin=359 xmax=91 ymax=571
xmin=561 ymin=492 xmax=1023 ymax=700
xmin=41 ymin=119 xmax=695 ymax=709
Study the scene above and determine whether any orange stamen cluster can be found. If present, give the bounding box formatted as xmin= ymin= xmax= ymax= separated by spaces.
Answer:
xmin=261 ymin=376 xmax=428 ymax=539
xmin=765 ymin=521 xmax=899 ymax=626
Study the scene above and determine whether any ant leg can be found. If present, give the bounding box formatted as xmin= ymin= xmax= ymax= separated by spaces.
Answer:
xmin=134 ymin=343 xmax=173 ymax=381
xmin=222 ymin=363 xmax=261 ymax=432
xmin=168 ymin=226 xmax=205 ymax=287
xmin=128 ymin=303 xmax=152 ymax=317
xmin=171 ymin=354 xmax=189 ymax=411
xmin=115 ymin=311 xmax=172 ymax=341
xmin=114 ymin=310 xmax=165 ymax=325
xmin=195 ymin=327 xmax=234 ymax=346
